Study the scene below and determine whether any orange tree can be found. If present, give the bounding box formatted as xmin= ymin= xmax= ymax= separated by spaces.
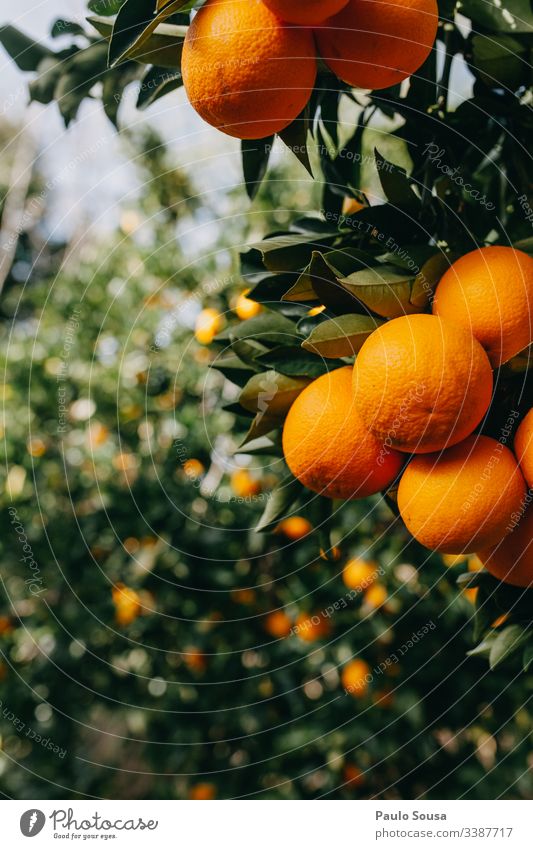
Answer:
xmin=1 ymin=0 xmax=532 ymax=800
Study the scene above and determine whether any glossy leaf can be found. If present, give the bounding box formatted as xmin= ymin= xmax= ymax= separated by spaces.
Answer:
xmin=302 ymin=314 xmax=383 ymax=358
xmin=241 ymin=137 xmax=274 ymax=201
xmin=239 ymin=371 xmax=311 ymax=416
xmin=256 ymin=476 xmax=304 ymax=533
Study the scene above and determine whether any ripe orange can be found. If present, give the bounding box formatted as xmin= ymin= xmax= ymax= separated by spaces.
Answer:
xmin=515 ymin=409 xmax=533 ymax=489
xmin=343 ymin=763 xmax=365 ymax=788
xmin=276 ymin=516 xmax=313 ymax=540
xmin=433 ymin=247 xmax=533 ymax=367
xmin=182 ymin=0 xmax=317 ymax=139
xmin=188 ymin=783 xmax=216 ymax=800
xmin=283 ymin=367 xmax=403 ymax=500
xmin=364 ymin=582 xmax=388 ymax=609
xmin=262 ymin=0 xmax=349 ymax=24
xmin=295 ymin=612 xmax=330 ymax=641
xmin=230 ymin=469 xmax=262 ymax=498
xmin=352 ymin=314 xmax=493 ymax=454
xmin=342 ymin=558 xmax=379 ymax=590
xmin=183 ymin=647 xmax=207 ymax=673
xmin=477 ymin=505 xmax=533 ymax=587
xmin=264 ymin=610 xmax=292 ymax=638
xmin=341 ymin=659 xmax=371 ymax=697
xmin=112 ymin=584 xmax=142 ymax=626
xmin=397 ymin=435 xmax=527 ymax=553
xmin=315 ymin=0 xmax=438 ymax=90
xmin=235 ymin=289 xmax=261 ymax=320
xmin=195 ymin=308 xmax=223 ymax=345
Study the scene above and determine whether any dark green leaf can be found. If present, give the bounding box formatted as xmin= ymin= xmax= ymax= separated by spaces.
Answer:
xmin=107 ymin=0 xmax=185 ymax=68
xmin=256 ymin=476 xmax=304 ymax=533
xmin=88 ymin=0 xmax=123 ymax=14
xmin=302 ymin=314 xmax=383 ymax=358
xmin=239 ymin=371 xmax=311 ymax=416
xmin=0 ymin=24 xmax=52 ymax=72
xmin=241 ymin=137 xmax=274 ymax=201
xmin=278 ymin=104 xmax=312 ymax=176
xmin=230 ymin=312 xmax=299 ymax=347
xmin=464 ymin=0 xmax=533 ymax=33
xmin=51 ymin=20 xmax=86 ymax=38
xmin=489 ymin=624 xmax=530 ymax=669
xmin=256 ymin=346 xmax=339 ymax=377
xmin=137 ymin=65 xmax=182 ymax=109
xmin=374 ymin=148 xmax=420 ymax=212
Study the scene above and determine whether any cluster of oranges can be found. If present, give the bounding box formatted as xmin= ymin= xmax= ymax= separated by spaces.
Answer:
xmin=283 ymin=246 xmax=533 ymax=585
xmin=182 ymin=0 xmax=438 ymax=139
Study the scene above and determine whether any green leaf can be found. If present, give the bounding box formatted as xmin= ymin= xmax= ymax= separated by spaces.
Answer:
xmin=89 ymin=15 xmax=186 ymax=68
xmin=277 ymin=104 xmax=312 ymax=176
xmin=0 ymin=24 xmax=52 ymax=72
xmin=107 ymin=0 xmax=186 ymax=68
xmin=256 ymin=476 xmax=304 ymax=533
xmin=250 ymin=234 xmax=336 ymax=273
xmin=210 ymin=355 xmax=255 ymax=388
xmin=241 ymin=137 xmax=274 ymax=201
xmin=339 ymin=264 xmax=423 ymax=318
xmin=489 ymin=624 xmax=530 ymax=669
xmin=53 ymin=42 xmax=109 ymax=126
xmin=523 ymin=644 xmax=533 ymax=671
xmin=467 ymin=632 xmax=499 ymax=659
xmin=302 ymin=314 xmax=383 ymax=358
xmin=28 ymin=57 xmax=64 ymax=104
xmin=51 ymin=20 xmax=87 ymax=38
xmin=236 ymin=433 xmax=281 ymax=456
xmin=238 ymin=415 xmax=284 ymax=447
xmin=256 ymin=346 xmax=338 ymax=377
xmin=374 ymin=148 xmax=420 ymax=211
xmin=305 ymin=252 xmax=372 ymax=315
xmin=88 ymin=0 xmax=123 ymax=14
xmin=137 ymin=65 xmax=183 ymax=109
xmin=239 ymin=371 xmax=311 ymax=416
xmin=463 ymin=0 xmax=533 ymax=33
xmin=471 ymin=33 xmax=528 ymax=90
xmin=230 ymin=313 xmax=299 ymax=347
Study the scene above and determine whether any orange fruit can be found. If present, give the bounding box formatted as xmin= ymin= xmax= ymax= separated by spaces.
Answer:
xmin=342 ymin=558 xmax=379 ymax=590
xmin=433 ymin=247 xmax=533 ymax=367
xmin=182 ymin=0 xmax=317 ymax=139
xmin=352 ymin=314 xmax=493 ymax=454
xmin=295 ymin=612 xmax=330 ymax=641
xmin=343 ymin=763 xmax=365 ymax=788
xmin=230 ymin=469 xmax=262 ymax=498
xmin=315 ymin=0 xmax=438 ymax=90
xmin=183 ymin=647 xmax=207 ymax=673
xmin=364 ymin=582 xmax=388 ymax=609
xmin=341 ymin=659 xmax=371 ymax=697
xmin=515 ymin=409 xmax=533 ymax=489
xmin=264 ymin=610 xmax=292 ymax=638
xmin=235 ymin=289 xmax=261 ymax=320
xmin=0 ymin=616 xmax=13 ymax=636
xmin=397 ymin=435 xmax=527 ymax=553
xmin=195 ymin=309 xmax=223 ymax=345
xmin=188 ymin=783 xmax=216 ymax=800
xmin=477 ymin=505 xmax=533 ymax=587
xmin=276 ymin=516 xmax=313 ymax=540
xmin=183 ymin=459 xmax=205 ymax=479
xmin=112 ymin=584 xmax=142 ymax=626
xmin=283 ymin=367 xmax=403 ymax=499
xmin=231 ymin=588 xmax=257 ymax=605
xmin=262 ymin=0 xmax=349 ymax=24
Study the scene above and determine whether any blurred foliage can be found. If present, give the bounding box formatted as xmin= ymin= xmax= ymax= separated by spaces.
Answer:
xmin=0 ymin=126 xmax=531 ymax=800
